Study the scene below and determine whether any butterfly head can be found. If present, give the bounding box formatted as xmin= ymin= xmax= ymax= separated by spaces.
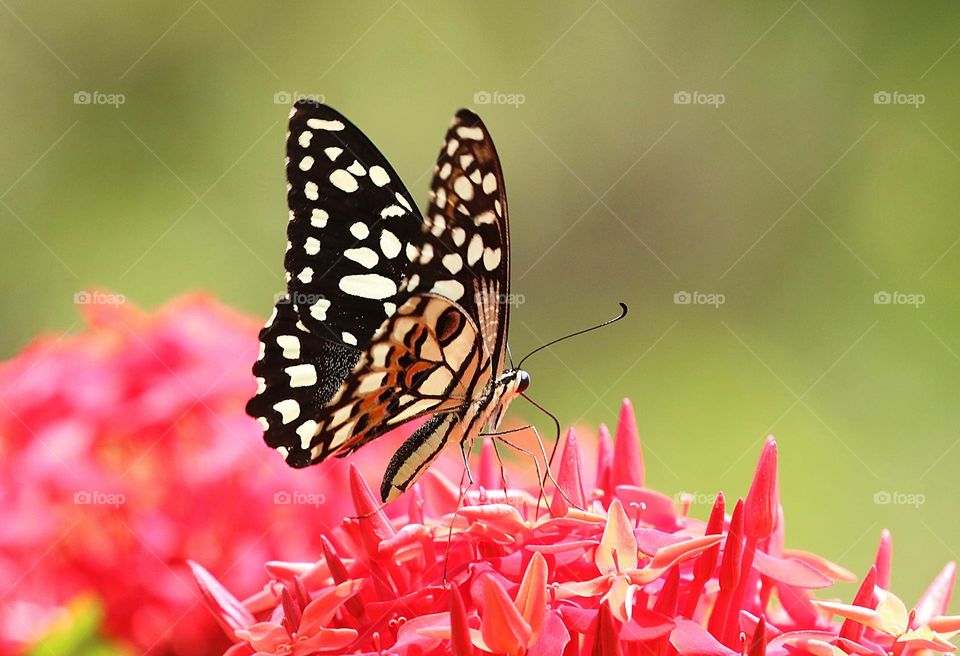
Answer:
xmin=487 ymin=368 xmax=530 ymax=431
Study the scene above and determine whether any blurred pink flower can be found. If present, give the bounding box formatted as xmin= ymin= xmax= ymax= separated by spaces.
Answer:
xmin=191 ymin=400 xmax=960 ymax=655
xmin=0 ymin=294 xmax=415 ymax=655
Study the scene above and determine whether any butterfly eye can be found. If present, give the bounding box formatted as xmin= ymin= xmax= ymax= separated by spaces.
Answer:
xmin=516 ymin=370 xmax=530 ymax=393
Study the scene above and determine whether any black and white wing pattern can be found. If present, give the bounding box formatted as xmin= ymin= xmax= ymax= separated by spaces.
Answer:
xmin=247 ymin=103 xmax=515 ymax=501
xmin=406 ymin=110 xmax=511 ymax=373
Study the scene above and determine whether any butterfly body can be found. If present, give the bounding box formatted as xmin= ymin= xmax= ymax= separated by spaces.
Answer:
xmin=247 ymin=102 xmax=524 ymax=502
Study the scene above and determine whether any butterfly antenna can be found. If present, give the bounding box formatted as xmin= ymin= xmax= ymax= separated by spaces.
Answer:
xmin=516 ymin=303 xmax=628 ymax=370
xmin=506 ymin=344 xmax=516 ymax=369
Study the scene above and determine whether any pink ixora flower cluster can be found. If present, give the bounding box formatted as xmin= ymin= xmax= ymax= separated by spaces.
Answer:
xmin=193 ymin=400 xmax=960 ymax=656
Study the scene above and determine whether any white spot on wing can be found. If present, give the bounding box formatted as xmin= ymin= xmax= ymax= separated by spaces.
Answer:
xmin=297 ymin=267 xmax=313 ymax=283
xmin=369 ymin=165 xmax=390 ymax=186
xmin=347 ymin=160 xmax=366 ymax=176
xmin=298 ymin=131 xmax=312 ymax=148
xmin=467 ymin=233 xmax=483 ymax=266
xmin=451 ymin=227 xmax=466 ymax=246
xmin=305 ymin=182 xmax=319 ymax=200
xmin=273 ymin=399 xmax=300 ymax=424
xmin=330 ymin=169 xmax=358 ymax=193
xmin=307 ymin=118 xmax=344 ymax=130
xmin=454 ymin=176 xmax=474 ymax=201
xmin=431 ymin=279 xmax=465 ymax=301
xmin=342 ymin=331 xmax=357 ymax=346
xmin=276 ymin=335 xmax=301 ymax=359
xmin=379 ymin=229 xmax=401 ymax=258
xmin=299 ymin=156 xmax=314 ymax=171
xmin=457 ymin=126 xmax=484 ymax=140
xmin=304 ymin=237 xmax=321 ymax=255
xmin=339 ymin=274 xmax=397 ymax=299
xmin=483 ymin=247 xmax=502 ymax=271
xmin=344 ymin=247 xmax=379 ymax=269
xmin=324 ymin=146 xmax=342 ymax=160
xmin=442 ymin=253 xmax=463 ymax=274
xmin=350 ymin=222 xmax=369 ymax=239
xmin=296 ymin=420 xmax=318 ymax=449
xmin=311 ymin=209 xmax=328 ymax=227
xmin=482 ymin=172 xmax=498 ymax=194
xmin=285 ymin=363 xmax=318 ymax=387
xmin=309 ymin=298 xmax=330 ymax=321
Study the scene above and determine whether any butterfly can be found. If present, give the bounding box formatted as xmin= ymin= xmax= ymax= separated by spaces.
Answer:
xmin=246 ymin=101 xmax=529 ymax=503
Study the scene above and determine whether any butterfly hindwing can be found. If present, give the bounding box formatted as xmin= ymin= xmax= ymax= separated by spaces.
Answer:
xmin=308 ymin=293 xmax=487 ymax=461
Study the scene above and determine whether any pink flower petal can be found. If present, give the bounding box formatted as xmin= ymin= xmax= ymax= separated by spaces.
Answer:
xmin=450 ymin=585 xmax=473 ymax=656
xmin=528 ymin=611 xmax=571 ymax=656
xmin=914 ymin=561 xmax=956 ymax=626
xmin=753 ymin=550 xmax=834 ymax=588
xmin=479 ymin=574 xmax=533 ymax=655
xmin=780 ymin=549 xmax=856 ymax=584
xmin=597 ymin=499 xmax=638 ymax=573
xmin=550 ymin=428 xmax=587 ymax=517
xmin=874 ymin=529 xmax=893 ymax=590
xmin=670 ymin=618 xmax=738 ymax=656
xmin=298 ymin=579 xmax=364 ymax=635
xmin=188 ymin=560 xmax=256 ymax=636
xmin=611 ymin=398 xmax=644 ymax=489
xmin=744 ymin=437 xmax=778 ymax=542
xmin=515 ymin=551 xmax=548 ymax=636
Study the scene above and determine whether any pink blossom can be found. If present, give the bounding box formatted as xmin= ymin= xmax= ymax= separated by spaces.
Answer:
xmin=190 ymin=398 xmax=960 ymax=655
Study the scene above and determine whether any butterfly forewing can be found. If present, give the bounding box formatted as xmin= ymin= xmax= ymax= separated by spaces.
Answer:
xmin=406 ymin=110 xmax=511 ymax=370
xmin=247 ymin=102 xmax=425 ymax=465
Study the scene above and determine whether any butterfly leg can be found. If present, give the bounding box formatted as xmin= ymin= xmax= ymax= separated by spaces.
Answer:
xmin=459 ymin=437 xmax=475 ymax=486
xmin=489 ymin=439 xmax=511 ymax=497
xmin=482 ymin=425 xmax=582 ymax=513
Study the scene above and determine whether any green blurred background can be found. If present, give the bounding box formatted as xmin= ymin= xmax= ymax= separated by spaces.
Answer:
xmin=2 ymin=0 xmax=959 ymax=607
